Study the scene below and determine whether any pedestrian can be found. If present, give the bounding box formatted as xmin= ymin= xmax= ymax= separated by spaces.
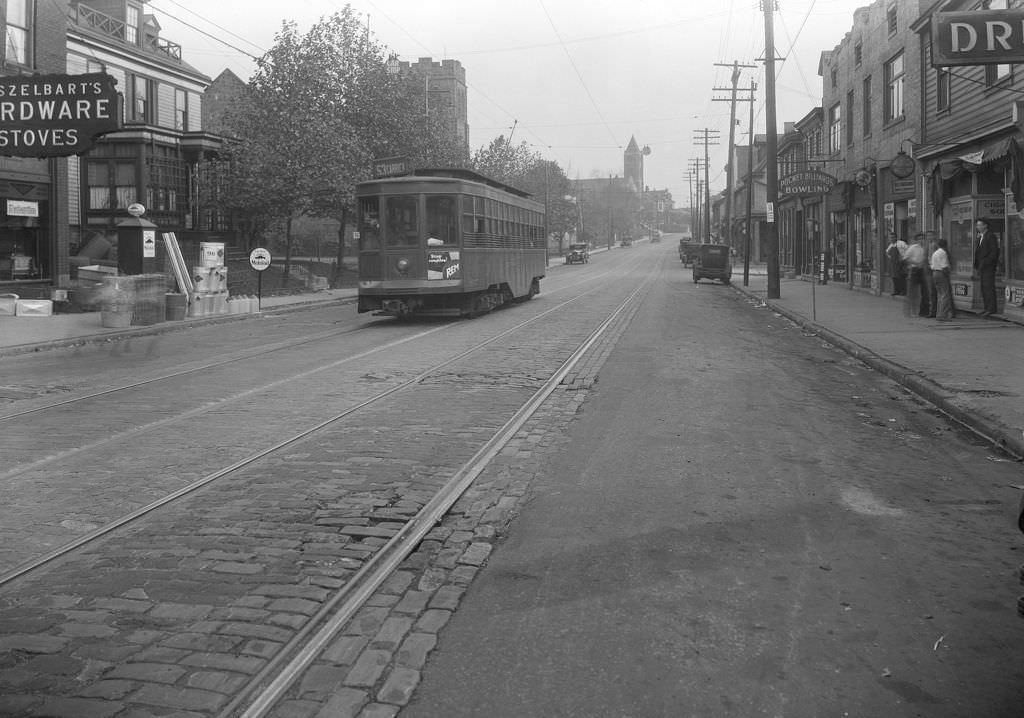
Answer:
xmin=973 ymin=219 xmax=1000 ymax=316
xmin=932 ymin=238 xmax=954 ymax=321
xmin=886 ymin=232 xmax=908 ymax=295
xmin=903 ymin=233 xmax=928 ymax=317
xmin=923 ymin=231 xmax=938 ymax=317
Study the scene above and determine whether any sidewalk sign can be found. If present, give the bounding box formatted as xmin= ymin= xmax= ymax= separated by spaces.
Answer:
xmin=249 ymin=248 xmax=272 ymax=311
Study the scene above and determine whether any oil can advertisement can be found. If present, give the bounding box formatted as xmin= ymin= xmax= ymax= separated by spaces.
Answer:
xmin=427 ymin=250 xmax=460 ymax=280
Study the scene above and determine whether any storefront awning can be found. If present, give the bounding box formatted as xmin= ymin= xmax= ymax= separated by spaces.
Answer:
xmin=927 ymin=135 xmax=1024 ymax=214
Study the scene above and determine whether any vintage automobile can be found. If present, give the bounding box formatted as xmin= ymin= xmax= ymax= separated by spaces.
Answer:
xmin=692 ymin=243 xmax=733 ymax=284
xmin=565 ymin=243 xmax=590 ymax=264
xmin=679 ymin=240 xmax=700 ymax=265
xmin=620 ymin=236 xmax=633 ymax=247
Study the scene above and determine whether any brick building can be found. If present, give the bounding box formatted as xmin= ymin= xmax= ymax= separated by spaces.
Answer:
xmin=817 ymin=0 xmax=929 ymax=295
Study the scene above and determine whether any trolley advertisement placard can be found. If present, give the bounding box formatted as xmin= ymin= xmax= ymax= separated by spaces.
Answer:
xmin=427 ymin=250 xmax=460 ymax=280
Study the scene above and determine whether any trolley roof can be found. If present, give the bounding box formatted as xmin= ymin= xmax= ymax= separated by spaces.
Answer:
xmin=358 ymin=168 xmax=534 ymax=199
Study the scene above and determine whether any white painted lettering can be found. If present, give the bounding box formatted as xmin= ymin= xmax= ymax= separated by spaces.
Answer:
xmin=987 ymin=21 xmax=1013 ymax=50
xmin=951 ymin=22 xmax=977 ymax=52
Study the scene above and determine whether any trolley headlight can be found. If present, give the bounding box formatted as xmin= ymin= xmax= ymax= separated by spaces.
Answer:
xmin=396 ymin=257 xmax=410 ymax=275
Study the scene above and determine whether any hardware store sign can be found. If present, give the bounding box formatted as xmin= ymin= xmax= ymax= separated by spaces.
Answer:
xmin=0 ymin=73 xmax=120 ymax=157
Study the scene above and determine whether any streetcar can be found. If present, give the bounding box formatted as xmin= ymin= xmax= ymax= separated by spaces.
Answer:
xmin=355 ymin=168 xmax=547 ymax=318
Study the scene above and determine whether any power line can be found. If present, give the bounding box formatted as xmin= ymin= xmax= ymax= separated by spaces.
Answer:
xmin=147 ymin=1 xmax=261 ymax=61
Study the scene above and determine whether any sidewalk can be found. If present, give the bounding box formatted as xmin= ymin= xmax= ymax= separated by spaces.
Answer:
xmin=0 ymin=288 xmax=357 ymax=357
xmin=734 ymin=265 xmax=1024 ymax=459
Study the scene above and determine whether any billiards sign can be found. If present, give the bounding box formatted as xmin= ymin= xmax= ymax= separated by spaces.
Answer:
xmin=0 ymin=73 xmax=121 ymax=157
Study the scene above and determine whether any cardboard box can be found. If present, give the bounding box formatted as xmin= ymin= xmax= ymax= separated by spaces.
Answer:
xmin=15 ymin=299 xmax=53 ymax=316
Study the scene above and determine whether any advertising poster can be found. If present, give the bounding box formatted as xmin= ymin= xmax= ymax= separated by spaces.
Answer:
xmin=427 ymin=250 xmax=460 ymax=280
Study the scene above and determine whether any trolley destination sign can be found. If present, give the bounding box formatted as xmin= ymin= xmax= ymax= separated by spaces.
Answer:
xmin=932 ymin=10 xmax=1024 ymax=66
xmin=0 ymin=72 xmax=121 ymax=157
xmin=779 ymin=169 xmax=837 ymax=196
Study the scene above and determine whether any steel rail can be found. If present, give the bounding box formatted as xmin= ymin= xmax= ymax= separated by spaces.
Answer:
xmin=0 ymin=265 xmax=616 ymax=423
xmin=0 ymin=279 xmax=614 ymax=589
xmin=226 ymin=270 xmax=654 ymax=718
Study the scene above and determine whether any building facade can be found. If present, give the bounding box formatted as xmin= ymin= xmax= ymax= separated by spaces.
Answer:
xmin=0 ymin=0 xmax=70 ymax=288
xmin=818 ymin=0 xmax=928 ymax=294
xmin=913 ymin=0 xmax=1024 ymax=320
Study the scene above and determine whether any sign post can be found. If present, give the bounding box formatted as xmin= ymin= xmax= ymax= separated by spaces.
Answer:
xmin=249 ymin=247 xmax=271 ymax=311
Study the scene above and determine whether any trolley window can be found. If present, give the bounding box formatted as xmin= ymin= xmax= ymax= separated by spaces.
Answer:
xmin=385 ymin=196 xmax=418 ymax=247
xmin=426 ymin=195 xmax=458 ymax=246
xmin=358 ymin=197 xmax=380 ymax=250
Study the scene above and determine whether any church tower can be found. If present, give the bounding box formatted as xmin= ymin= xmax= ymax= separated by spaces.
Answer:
xmin=624 ymin=136 xmax=642 ymax=193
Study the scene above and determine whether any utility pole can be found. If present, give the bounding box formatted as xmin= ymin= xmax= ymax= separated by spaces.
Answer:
xmin=762 ymin=0 xmax=781 ymax=299
xmin=744 ymin=77 xmax=758 ymax=287
xmin=713 ymin=61 xmax=757 ymax=253
xmin=687 ymin=158 xmax=707 ymax=240
xmin=693 ymin=129 xmax=719 ymax=243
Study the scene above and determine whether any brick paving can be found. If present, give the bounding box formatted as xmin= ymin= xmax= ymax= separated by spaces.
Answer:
xmin=0 ymin=267 xmax=649 ymax=717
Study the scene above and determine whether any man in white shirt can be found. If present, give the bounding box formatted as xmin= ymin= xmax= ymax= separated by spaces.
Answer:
xmin=930 ymin=238 xmax=953 ymax=321
xmin=886 ymin=233 xmax=908 ymax=295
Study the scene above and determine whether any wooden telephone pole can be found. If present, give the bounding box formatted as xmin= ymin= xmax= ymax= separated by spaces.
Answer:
xmin=692 ymin=130 xmax=719 ymax=243
xmin=713 ymin=61 xmax=757 ymax=251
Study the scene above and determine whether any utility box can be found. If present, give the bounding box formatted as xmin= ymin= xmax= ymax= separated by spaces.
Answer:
xmin=116 ymin=205 xmax=160 ymax=275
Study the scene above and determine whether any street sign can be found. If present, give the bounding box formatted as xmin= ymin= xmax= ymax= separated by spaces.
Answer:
xmin=249 ymin=247 xmax=271 ymax=271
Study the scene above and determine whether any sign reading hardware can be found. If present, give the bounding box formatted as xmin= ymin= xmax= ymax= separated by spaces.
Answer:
xmin=933 ymin=10 xmax=1024 ymax=66
xmin=0 ymin=73 xmax=121 ymax=157
xmin=779 ymin=169 xmax=837 ymax=196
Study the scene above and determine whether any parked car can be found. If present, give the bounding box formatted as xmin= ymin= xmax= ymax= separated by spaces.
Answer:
xmin=692 ymin=243 xmax=733 ymax=284
xmin=679 ymin=240 xmax=700 ymax=265
xmin=565 ymin=243 xmax=590 ymax=264
xmin=620 ymin=237 xmax=633 ymax=247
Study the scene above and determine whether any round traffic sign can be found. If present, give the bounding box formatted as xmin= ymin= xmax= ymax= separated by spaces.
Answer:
xmin=249 ymin=247 xmax=272 ymax=271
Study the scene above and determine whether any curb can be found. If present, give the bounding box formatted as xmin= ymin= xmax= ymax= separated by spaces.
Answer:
xmin=733 ymin=285 xmax=1024 ymax=461
xmin=0 ymin=295 xmax=357 ymax=359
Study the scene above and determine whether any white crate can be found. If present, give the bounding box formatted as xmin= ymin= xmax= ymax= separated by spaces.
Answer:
xmin=15 ymin=299 xmax=53 ymax=316
xmin=0 ymin=293 xmax=18 ymax=316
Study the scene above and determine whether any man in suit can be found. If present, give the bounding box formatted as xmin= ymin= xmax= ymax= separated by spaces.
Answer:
xmin=973 ymin=219 xmax=1000 ymax=316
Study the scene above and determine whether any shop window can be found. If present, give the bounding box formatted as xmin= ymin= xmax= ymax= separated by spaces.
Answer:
xmin=4 ymin=0 xmax=28 ymax=66
xmin=146 ymin=155 xmax=186 ymax=213
xmin=87 ymin=161 xmax=137 ymax=209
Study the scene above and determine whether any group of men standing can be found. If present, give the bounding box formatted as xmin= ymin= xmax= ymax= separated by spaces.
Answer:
xmin=886 ymin=219 xmax=1001 ymax=320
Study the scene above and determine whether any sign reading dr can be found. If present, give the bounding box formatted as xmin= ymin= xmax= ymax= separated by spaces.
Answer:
xmin=0 ymin=72 xmax=121 ymax=157
xmin=933 ymin=10 xmax=1024 ymax=66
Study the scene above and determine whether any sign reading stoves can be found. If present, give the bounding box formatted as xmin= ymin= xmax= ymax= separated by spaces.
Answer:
xmin=0 ymin=72 xmax=121 ymax=157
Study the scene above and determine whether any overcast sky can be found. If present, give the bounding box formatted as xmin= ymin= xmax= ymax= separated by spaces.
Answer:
xmin=149 ymin=0 xmax=874 ymax=206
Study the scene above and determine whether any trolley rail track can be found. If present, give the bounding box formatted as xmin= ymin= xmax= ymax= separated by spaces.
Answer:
xmin=0 ymin=257 xmax=648 ymax=583
xmin=0 ymin=249 xmax=658 ymax=718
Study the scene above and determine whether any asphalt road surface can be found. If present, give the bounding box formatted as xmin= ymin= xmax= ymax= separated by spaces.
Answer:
xmin=403 ymin=244 xmax=1024 ymax=718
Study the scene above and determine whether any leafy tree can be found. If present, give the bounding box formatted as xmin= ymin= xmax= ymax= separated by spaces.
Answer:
xmin=208 ymin=6 xmax=469 ymax=287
